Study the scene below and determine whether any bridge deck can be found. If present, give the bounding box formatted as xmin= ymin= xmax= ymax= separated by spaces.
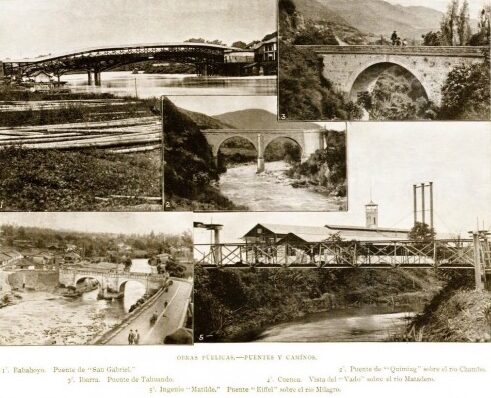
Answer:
xmin=5 ymin=42 xmax=236 ymax=64
xmin=195 ymin=239 xmax=490 ymax=270
xmin=95 ymin=279 xmax=192 ymax=345
xmin=297 ymin=45 xmax=489 ymax=57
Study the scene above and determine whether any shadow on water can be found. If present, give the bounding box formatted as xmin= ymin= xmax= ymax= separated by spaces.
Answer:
xmin=63 ymin=71 xmax=277 ymax=97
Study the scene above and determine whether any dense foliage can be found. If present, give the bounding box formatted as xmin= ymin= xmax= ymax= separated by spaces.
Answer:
xmin=279 ymin=43 xmax=362 ymax=120
xmin=286 ymin=130 xmax=346 ymax=197
xmin=439 ymin=61 xmax=490 ymax=120
xmin=195 ymin=266 xmax=441 ymax=342
xmin=0 ymin=147 xmax=160 ymax=211
xmin=1 ymin=224 xmax=192 ymax=260
xmin=162 ymin=98 xmax=242 ymax=210
xmin=356 ymin=68 xmax=436 ymax=120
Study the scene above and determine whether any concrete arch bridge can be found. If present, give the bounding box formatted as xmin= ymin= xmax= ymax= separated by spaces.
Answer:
xmin=1 ymin=42 xmax=235 ymax=85
xmin=59 ymin=267 xmax=168 ymax=299
xmin=202 ymin=128 xmax=327 ymax=172
xmin=299 ymin=45 xmax=489 ymax=105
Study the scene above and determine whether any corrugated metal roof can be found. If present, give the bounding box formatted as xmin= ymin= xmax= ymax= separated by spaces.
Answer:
xmin=243 ymin=223 xmax=330 ymax=238
xmin=325 ymin=224 xmax=409 ymax=233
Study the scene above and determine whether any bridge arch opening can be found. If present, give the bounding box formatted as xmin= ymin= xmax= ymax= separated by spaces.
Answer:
xmin=348 ymin=62 xmax=430 ymax=118
xmin=73 ymin=277 xmax=102 ymax=299
xmin=216 ymin=136 xmax=258 ymax=172
xmin=119 ymin=280 xmax=147 ymax=313
xmin=264 ymin=137 xmax=303 ymax=165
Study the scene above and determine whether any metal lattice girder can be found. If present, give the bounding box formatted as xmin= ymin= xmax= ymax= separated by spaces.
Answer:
xmin=3 ymin=43 xmax=229 ymax=77
xmin=435 ymin=240 xmax=475 ymax=266
xmin=220 ymin=244 xmax=247 ymax=266
xmin=195 ymin=239 xmax=477 ymax=269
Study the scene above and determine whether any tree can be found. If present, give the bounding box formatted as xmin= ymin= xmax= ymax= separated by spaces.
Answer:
xmin=185 ymin=38 xmax=206 ymax=43
xmin=123 ymin=257 xmax=132 ymax=271
xmin=408 ymin=222 xmax=436 ymax=242
xmin=457 ymin=0 xmax=472 ymax=45
xmin=279 ymin=0 xmax=296 ymax=15
xmin=440 ymin=0 xmax=460 ymax=45
xmin=208 ymin=39 xmax=226 ymax=46
xmin=439 ymin=62 xmax=490 ymax=120
xmin=469 ymin=5 xmax=491 ymax=45
xmin=231 ymin=41 xmax=248 ymax=49
xmin=421 ymin=31 xmax=443 ymax=46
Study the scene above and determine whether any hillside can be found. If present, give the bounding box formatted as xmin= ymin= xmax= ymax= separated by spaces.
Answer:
xmin=213 ymin=109 xmax=324 ymax=130
xmin=301 ymin=0 xmax=444 ymax=41
xmin=162 ymin=98 xmax=243 ymax=210
xmin=283 ymin=0 xmax=372 ymax=44
xmin=178 ymin=108 xmax=234 ymax=129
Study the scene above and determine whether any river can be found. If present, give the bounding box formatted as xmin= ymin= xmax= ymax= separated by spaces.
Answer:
xmin=256 ymin=306 xmax=417 ymax=342
xmin=62 ymin=71 xmax=276 ymax=97
xmin=0 ymin=259 xmax=152 ymax=345
xmin=219 ymin=161 xmax=347 ymax=211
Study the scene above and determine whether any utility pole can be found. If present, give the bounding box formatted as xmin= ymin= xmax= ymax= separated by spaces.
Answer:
xmin=471 ymin=231 xmax=484 ymax=291
xmin=421 ymin=182 xmax=425 ymax=225
xmin=469 ymin=229 xmax=490 ymax=291
xmin=161 ymin=97 xmax=165 ymax=208
xmin=413 ymin=184 xmax=417 ymax=226
xmin=429 ymin=182 xmax=434 ymax=231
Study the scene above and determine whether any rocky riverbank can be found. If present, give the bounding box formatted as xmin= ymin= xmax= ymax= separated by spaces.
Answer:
xmin=0 ymin=290 xmax=125 ymax=345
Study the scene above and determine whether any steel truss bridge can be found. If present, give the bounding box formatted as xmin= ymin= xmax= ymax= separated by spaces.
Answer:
xmin=194 ymin=239 xmax=491 ymax=272
xmin=1 ymin=42 xmax=235 ymax=84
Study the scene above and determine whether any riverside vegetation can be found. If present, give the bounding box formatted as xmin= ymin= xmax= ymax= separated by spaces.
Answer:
xmin=393 ymin=272 xmax=491 ymax=342
xmin=194 ymin=265 xmax=443 ymax=342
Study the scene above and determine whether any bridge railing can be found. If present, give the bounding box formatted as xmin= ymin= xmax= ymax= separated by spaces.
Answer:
xmin=194 ymin=239 xmax=479 ymax=268
xmin=296 ymin=45 xmax=489 ymax=57
xmin=61 ymin=267 xmax=166 ymax=280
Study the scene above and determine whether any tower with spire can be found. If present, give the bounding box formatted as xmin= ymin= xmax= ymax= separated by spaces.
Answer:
xmin=365 ymin=198 xmax=378 ymax=229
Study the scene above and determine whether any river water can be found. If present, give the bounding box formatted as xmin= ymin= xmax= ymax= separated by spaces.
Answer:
xmin=63 ymin=71 xmax=276 ymax=97
xmin=0 ymin=259 xmax=151 ymax=345
xmin=219 ymin=161 xmax=347 ymax=211
xmin=256 ymin=306 xmax=416 ymax=342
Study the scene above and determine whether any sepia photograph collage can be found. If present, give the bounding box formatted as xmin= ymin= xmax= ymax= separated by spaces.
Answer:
xmin=0 ymin=0 xmax=490 ymax=355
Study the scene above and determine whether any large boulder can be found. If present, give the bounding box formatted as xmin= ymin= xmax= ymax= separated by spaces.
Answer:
xmin=163 ymin=328 xmax=193 ymax=344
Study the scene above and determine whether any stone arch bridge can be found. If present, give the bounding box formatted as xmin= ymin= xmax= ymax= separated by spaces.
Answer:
xmin=202 ymin=128 xmax=327 ymax=172
xmin=1 ymin=42 xmax=236 ymax=85
xmin=59 ymin=267 xmax=168 ymax=298
xmin=299 ymin=45 xmax=489 ymax=105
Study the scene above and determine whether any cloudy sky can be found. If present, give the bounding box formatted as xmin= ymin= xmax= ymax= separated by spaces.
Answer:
xmin=386 ymin=0 xmax=486 ymax=16
xmin=0 ymin=0 xmax=276 ymax=59
xmin=195 ymin=121 xmax=491 ymax=243
xmin=0 ymin=212 xmax=192 ymax=235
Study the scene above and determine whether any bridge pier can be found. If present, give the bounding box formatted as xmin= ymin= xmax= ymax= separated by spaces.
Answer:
xmin=256 ymin=133 xmax=265 ymax=173
xmin=473 ymin=232 xmax=486 ymax=291
xmin=87 ymin=70 xmax=92 ymax=85
xmin=94 ymin=71 xmax=101 ymax=86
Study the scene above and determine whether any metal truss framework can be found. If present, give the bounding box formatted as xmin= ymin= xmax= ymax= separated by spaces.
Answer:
xmin=2 ymin=43 xmax=230 ymax=77
xmin=194 ymin=239 xmax=491 ymax=270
